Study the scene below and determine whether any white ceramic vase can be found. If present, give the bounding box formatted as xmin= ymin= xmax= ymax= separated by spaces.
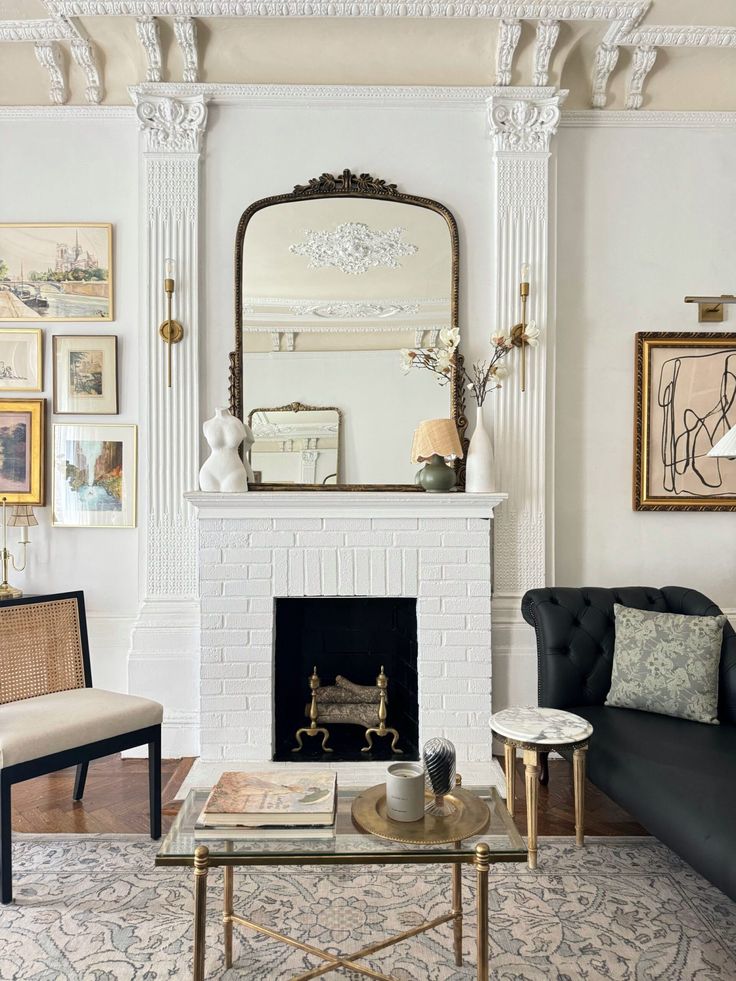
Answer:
xmin=199 ymin=407 xmax=253 ymax=493
xmin=465 ymin=409 xmax=495 ymax=493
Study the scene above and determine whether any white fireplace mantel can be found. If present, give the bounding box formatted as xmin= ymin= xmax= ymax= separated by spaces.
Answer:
xmin=184 ymin=490 xmax=507 ymax=519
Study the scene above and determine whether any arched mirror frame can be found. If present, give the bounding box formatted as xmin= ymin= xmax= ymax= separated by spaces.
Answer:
xmin=230 ymin=169 xmax=468 ymax=490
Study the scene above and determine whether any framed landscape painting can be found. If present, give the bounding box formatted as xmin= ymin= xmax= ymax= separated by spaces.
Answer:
xmin=0 ymin=223 xmax=113 ymax=322
xmin=0 ymin=398 xmax=45 ymax=505
xmin=52 ymin=423 xmax=136 ymax=528
xmin=634 ymin=332 xmax=736 ymax=510
xmin=0 ymin=329 xmax=42 ymax=392
xmin=53 ymin=335 xmax=118 ymax=414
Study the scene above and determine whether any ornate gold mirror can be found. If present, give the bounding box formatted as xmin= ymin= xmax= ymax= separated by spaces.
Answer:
xmin=231 ymin=170 xmax=466 ymax=489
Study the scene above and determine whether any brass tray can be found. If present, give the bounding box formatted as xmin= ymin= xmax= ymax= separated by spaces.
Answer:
xmin=351 ymin=784 xmax=490 ymax=845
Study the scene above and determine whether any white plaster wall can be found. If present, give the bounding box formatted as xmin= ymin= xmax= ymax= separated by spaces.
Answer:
xmin=556 ymin=123 xmax=736 ymax=611
xmin=0 ymin=116 xmax=139 ymax=692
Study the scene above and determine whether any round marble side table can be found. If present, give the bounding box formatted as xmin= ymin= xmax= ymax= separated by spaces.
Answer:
xmin=490 ymin=707 xmax=594 ymax=870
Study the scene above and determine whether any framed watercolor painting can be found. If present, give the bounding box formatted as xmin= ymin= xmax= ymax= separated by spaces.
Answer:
xmin=0 ymin=399 xmax=45 ymax=505
xmin=53 ymin=335 xmax=118 ymax=414
xmin=0 ymin=223 xmax=113 ymax=322
xmin=0 ymin=329 xmax=42 ymax=392
xmin=52 ymin=423 xmax=136 ymax=528
xmin=634 ymin=332 xmax=736 ymax=510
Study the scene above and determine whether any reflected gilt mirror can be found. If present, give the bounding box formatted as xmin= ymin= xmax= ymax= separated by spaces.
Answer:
xmin=249 ymin=402 xmax=340 ymax=486
xmin=230 ymin=170 xmax=467 ymax=489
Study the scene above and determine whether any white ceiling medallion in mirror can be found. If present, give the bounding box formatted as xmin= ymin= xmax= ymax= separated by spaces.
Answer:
xmin=289 ymin=222 xmax=419 ymax=276
xmin=289 ymin=300 xmax=421 ymax=319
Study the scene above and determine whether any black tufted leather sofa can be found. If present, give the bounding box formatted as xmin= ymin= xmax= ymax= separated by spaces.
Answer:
xmin=521 ymin=586 xmax=736 ymax=901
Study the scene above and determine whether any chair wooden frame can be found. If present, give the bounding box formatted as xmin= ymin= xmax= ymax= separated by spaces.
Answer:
xmin=0 ymin=591 xmax=161 ymax=905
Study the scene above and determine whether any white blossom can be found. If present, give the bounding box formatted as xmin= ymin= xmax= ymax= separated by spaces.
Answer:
xmin=439 ymin=326 xmax=460 ymax=350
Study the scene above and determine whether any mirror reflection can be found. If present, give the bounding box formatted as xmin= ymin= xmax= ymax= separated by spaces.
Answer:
xmin=249 ymin=403 xmax=340 ymax=485
xmin=237 ymin=177 xmax=459 ymax=486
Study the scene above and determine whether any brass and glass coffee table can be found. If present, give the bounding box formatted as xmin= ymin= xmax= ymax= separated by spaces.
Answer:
xmin=157 ymin=782 xmax=526 ymax=981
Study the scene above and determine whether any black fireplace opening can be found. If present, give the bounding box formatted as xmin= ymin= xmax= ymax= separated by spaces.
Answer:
xmin=273 ymin=597 xmax=419 ymax=763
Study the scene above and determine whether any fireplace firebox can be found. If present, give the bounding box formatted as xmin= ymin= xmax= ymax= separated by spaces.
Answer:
xmin=273 ymin=597 xmax=419 ymax=762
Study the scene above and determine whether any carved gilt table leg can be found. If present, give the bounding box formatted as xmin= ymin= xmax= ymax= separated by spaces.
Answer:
xmin=523 ymin=749 xmax=540 ymax=870
xmin=451 ymin=847 xmax=463 ymax=967
xmin=475 ymin=843 xmax=490 ymax=981
xmin=503 ymin=741 xmax=516 ymax=815
xmin=193 ymin=845 xmax=209 ymax=981
xmin=573 ymin=745 xmax=588 ymax=846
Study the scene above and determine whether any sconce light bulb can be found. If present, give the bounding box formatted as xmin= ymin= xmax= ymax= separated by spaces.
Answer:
xmin=164 ymin=257 xmax=176 ymax=281
xmin=520 ymin=262 xmax=530 ymax=284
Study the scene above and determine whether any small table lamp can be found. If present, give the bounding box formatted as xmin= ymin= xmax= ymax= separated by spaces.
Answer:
xmin=708 ymin=424 xmax=736 ymax=461
xmin=411 ymin=419 xmax=463 ymax=493
xmin=1 ymin=502 xmax=37 ymax=599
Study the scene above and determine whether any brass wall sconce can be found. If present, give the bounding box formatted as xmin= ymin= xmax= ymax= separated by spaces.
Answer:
xmin=684 ymin=294 xmax=736 ymax=324
xmin=510 ymin=262 xmax=532 ymax=392
xmin=160 ymin=258 xmax=184 ymax=388
xmin=0 ymin=499 xmax=37 ymax=600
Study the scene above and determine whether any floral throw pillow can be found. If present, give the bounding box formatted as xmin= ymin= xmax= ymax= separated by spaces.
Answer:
xmin=606 ymin=604 xmax=725 ymax=725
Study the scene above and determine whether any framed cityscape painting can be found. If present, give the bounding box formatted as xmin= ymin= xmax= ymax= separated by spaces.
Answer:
xmin=0 ymin=398 xmax=45 ymax=505
xmin=0 ymin=223 xmax=113 ymax=322
xmin=634 ymin=332 xmax=736 ymax=510
xmin=52 ymin=423 xmax=136 ymax=528
xmin=0 ymin=329 xmax=42 ymax=392
xmin=53 ymin=335 xmax=118 ymax=414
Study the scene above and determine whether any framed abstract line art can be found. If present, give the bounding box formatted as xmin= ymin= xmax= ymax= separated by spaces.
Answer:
xmin=0 ymin=329 xmax=42 ymax=392
xmin=53 ymin=335 xmax=118 ymax=414
xmin=634 ymin=332 xmax=736 ymax=510
xmin=52 ymin=423 xmax=137 ymax=528
xmin=0 ymin=398 xmax=45 ymax=505
xmin=0 ymin=223 xmax=113 ymax=322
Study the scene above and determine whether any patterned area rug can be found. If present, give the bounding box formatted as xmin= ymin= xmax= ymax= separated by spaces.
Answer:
xmin=1 ymin=835 xmax=735 ymax=980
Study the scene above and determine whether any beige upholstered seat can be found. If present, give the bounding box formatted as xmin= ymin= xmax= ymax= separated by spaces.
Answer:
xmin=0 ymin=688 xmax=163 ymax=769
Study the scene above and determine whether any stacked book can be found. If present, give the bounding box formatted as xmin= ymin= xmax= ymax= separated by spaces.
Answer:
xmin=195 ymin=771 xmax=337 ymax=840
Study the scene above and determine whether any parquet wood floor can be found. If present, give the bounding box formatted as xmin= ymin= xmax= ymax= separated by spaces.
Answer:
xmin=9 ymin=755 xmax=647 ymax=837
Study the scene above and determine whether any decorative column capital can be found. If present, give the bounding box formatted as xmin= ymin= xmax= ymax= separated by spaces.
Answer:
xmin=134 ymin=94 xmax=208 ymax=154
xmin=486 ymin=88 xmax=567 ymax=154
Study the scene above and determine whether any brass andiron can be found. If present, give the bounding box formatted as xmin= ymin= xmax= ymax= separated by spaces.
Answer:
xmin=362 ymin=665 xmax=402 ymax=754
xmin=292 ymin=665 xmax=332 ymax=753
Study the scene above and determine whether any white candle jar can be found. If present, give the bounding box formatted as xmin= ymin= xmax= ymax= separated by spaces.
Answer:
xmin=385 ymin=762 xmax=425 ymax=823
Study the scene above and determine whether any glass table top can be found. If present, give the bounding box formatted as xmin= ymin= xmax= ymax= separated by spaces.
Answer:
xmin=157 ymin=785 xmax=527 ymax=866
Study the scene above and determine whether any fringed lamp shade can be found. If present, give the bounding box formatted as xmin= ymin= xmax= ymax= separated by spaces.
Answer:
xmin=411 ymin=419 xmax=463 ymax=464
xmin=7 ymin=506 xmax=37 ymax=528
xmin=708 ymin=424 xmax=736 ymax=460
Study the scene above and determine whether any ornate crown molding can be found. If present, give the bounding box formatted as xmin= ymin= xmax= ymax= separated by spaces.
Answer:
xmin=626 ymin=44 xmax=657 ymax=110
xmin=35 ymin=41 xmax=68 ymax=105
xmin=134 ymin=93 xmax=208 ymax=153
xmin=45 ymin=1 xmax=650 ymax=20
xmin=136 ymin=16 xmax=162 ymax=83
xmin=0 ymin=18 xmax=76 ymax=42
xmin=174 ymin=16 xmax=199 ymax=83
xmin=591 ymin=42 xmax=620 ymax=109
xmin=495 ymin=18 xmax=521 ymax=86
xmin=533 ymin=19 xmax=560 ymax=87
xmin=71 ymin=36 xmax=103 ymax=103
xmin=487 ymin=90 xmax=566 ymax=152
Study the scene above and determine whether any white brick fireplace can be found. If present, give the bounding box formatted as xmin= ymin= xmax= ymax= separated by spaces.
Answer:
xmin=183 ymin=491 xmax=506 ymax=788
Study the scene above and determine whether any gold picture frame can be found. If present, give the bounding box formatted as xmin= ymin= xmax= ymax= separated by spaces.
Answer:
xmin=52 ymin=423 xmax=137 ymax=528
xmin=0 ymin=329 xmax=42 ymax=392
xmin=634 ymin=332 xmax=736 ymax=510
xmin=0 ymin=398 xmax=45 ymax=506
xmin=0 ymin=222 xmax=113 ymax=322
